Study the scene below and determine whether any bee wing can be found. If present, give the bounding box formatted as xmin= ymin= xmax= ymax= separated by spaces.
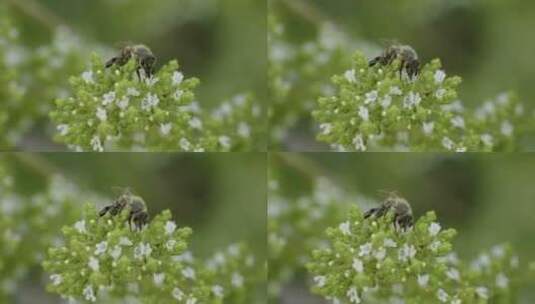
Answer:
xmin=378 ymin=38 xmax=400 ymax=48
xmin=111 ymin=186 xmax=133 ymax=196
xmin=114 ymin=41 xmax=134 ymax=49
xmin=377 ymin=189 xmax=401 ymax=199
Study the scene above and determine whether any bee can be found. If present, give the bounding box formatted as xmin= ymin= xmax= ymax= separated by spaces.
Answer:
xmin=369 ymin=43 xmax=420 ymax=79
xmin=98 ymin=188 xmax=149 ymax=231
xmin=105 ymin=44 xmax=156 ymax=79
xmin=364 ymin=192 xmax=413 ymax=231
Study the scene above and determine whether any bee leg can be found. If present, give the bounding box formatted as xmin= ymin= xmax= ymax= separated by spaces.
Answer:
xmin=369 ymin=56 xmax=381 ymax=67
xmin=105 ymin=57 xmax=118 ymax=68
xmin=135 ymin=68 xmax=142 ymax=81
xmin=98 ymin=205 xmax=112 ymax=217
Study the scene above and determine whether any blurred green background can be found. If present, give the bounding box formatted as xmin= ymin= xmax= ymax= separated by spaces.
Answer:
xmin=10 ymin=0 xmax=267 ymax=105
xmin=270 ymin=152 xmax=535 ymax=303
xmin=271 ymin=0 xmax=535 ymax=149
xmin=4 ymin=152 xmax=266 ymax=303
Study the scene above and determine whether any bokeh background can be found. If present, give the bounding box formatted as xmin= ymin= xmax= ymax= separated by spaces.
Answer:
xmin=270 ymin=0 xmax=535 ymax=150
xmin=270 ymin=152 xmax=535 ymax=303
xmin=2 ymin=152 xmax=266 ymax=303
xmin=3 ymin=0 xmax=266 ymax=148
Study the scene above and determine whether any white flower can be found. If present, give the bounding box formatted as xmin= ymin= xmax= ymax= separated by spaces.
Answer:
xmin=417 ymin=274 xmax=429 ymax=287
xmin=110 ymin=245 xmax=122 ymax=260
xmin=389 ymin=86 xmax=402 ymax=95
xmin=446 ymin=268 xmax=460 ymax=281
xmin=346 ymin=287 xmax=361 ymax=303
xmin=126 ymin=87 xmax=140 ymax=96
xmin=83 ymin=285 xmax=96 ymax=302
xmin=358 ymin=106 xmax=369 ymax=121
xmin=313 ymin=276 xmax=326 ymax=288
xmin=403 ymin=91 xmax=421 ymax=109
xmin=344 ymin=69 xmax=357 ymax=83
xmin=74 ymin=220 xmax=86 ymax=233
xmin=491 ymin=245 xmax=505 ymax=258
xmin=237 ymin=122 xmax=250 ymax=138
xmin=179 ymin=138 xmax=192 ymax=151
xmin=144 ymin=76 xmax=159 ymax=86
xmin=384 ymin=238 xmax=397 ymax=248
xmin=186 ymin=297 xmax=197 ymax=304
xmin=188 ymin=117 xmax=203 ymax=129
xmin=231 ymin=272 xmax=244 ymax=287
xmin=172 ymin=71 xmax=184 ymax=85
xmin=434 ymin=70 xmax=446 ymax=84
xmin=451 ymin=298 xmax=461 ymax=304
xmin=57 ymin=124 xmax=69 ymax=136
xmin=90 ymin=136 xmax=103 ymax=152
xmin=94 ymin=241 xmax=108 ymax=255
xmin=165 ymin=221 xmax=177 ymax=235
xmin=182 ymin=267 xmax=196 ymax=279
xmin=172 ymin=287 xmax=184 ymax=301
xmin=365 ymin=90 xmax=378 ymax=104
xmin=88 ymin=256 xmax=99 ymax=272
xmin=480 ymin=134 xmax=493 ymax=147
xmin=422 ymin=122 xmax=434 ymax=136
xmin=134 ymin=242 xmax=152 ymax=260
xmin=501 ymin=121 xmax=513 ymax=136
xmin=380 ymin=95 xmax=392 ymax=109
xmin=429 ymin=240 xmax=441 ymax=252
xmin=352 ymin=258 xmax=364 ymax=273
xmin=437 ymin=288 xmax=448 ymax=302
xmin=352 ymin=134 xmax=366 ymax=151
xmin=441 ymin=137 xmax=454 ymax=151
xmin=173 ymin=89 xmax=184 ymax=100
xmin=218 ymin=136 xmax=231 ymax=149
xmin=212 ymin=285 xmax=224 ymax=298
xmin=398 ymin=244 xmax=416 ymax=262
xmin=374 ymin=247 xmax=386 ymax=261
xmin=141 ymin=93 xmax=160 ymax=111
xmin=116 ymin=97 xmax=129 ymax=110
xmin=102 ymin=91 xmax=116 ymax=105
xmin=153 ymin=273 xmax=165 ymax=286
xmin=160 ymin=123 xmax=172 ymax=136
xmin=511 ymin=256 xmax=519 ymax=268
xmin=50 ymin=274 xmax=62 ymax=286
xmin=359 ymin=242 xmax=372 ymax=257
xmin=435 ymin=88 xmax=447 ymax=100
xmin=119 ymin=237 xmax=133 ymax=246
xmin=165 ymin=239 xmax=176 ymax=251
xmin=320 ymin=123 xmax=332 ymax=135
xmin=475 ymin=286 xmax=489 ymax=299
xmin=96 ymin=107 xmax=107 ymax=122
xmin=81 ymin=71 xmax=94 ymax=84
xmin=451 ymin=116 xmax=465 ymax=129
xmin=496 ymin=273 xmax=508 ymax=288
xmin=428 ymin=222 xmax=441 ymax=236
xmin=339 ymin=221 xmax=351 ymax=235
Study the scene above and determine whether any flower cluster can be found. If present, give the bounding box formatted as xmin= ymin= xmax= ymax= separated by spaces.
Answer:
xmin=268 ymin=14 xmax=353 ymax=146
xmin=205 ymin=93 xmax=265 ymax=151
xmin=42 ymin=204 xmax=205 ymax=303
xmin=306 ymin=204 xmax=522 ymax=303
xmin=0 ymin=164 xmax=93 ymax=302
xmin=267 ymin=177 xmax=374 ymax=300
xmin=0 ymin=10 xmax=30 ymax=147
xmin=50 ymin=53 xmax=265 ymax=152
xmin=50 ymin=54 xmax=205 ymax=151
xmin=0 ymin=6 xmax=96 ymax=148
xmin=313 ymin=52 xmax=532 ymax=151
xmin=42 ymin=203 xmax=263 ymax=303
